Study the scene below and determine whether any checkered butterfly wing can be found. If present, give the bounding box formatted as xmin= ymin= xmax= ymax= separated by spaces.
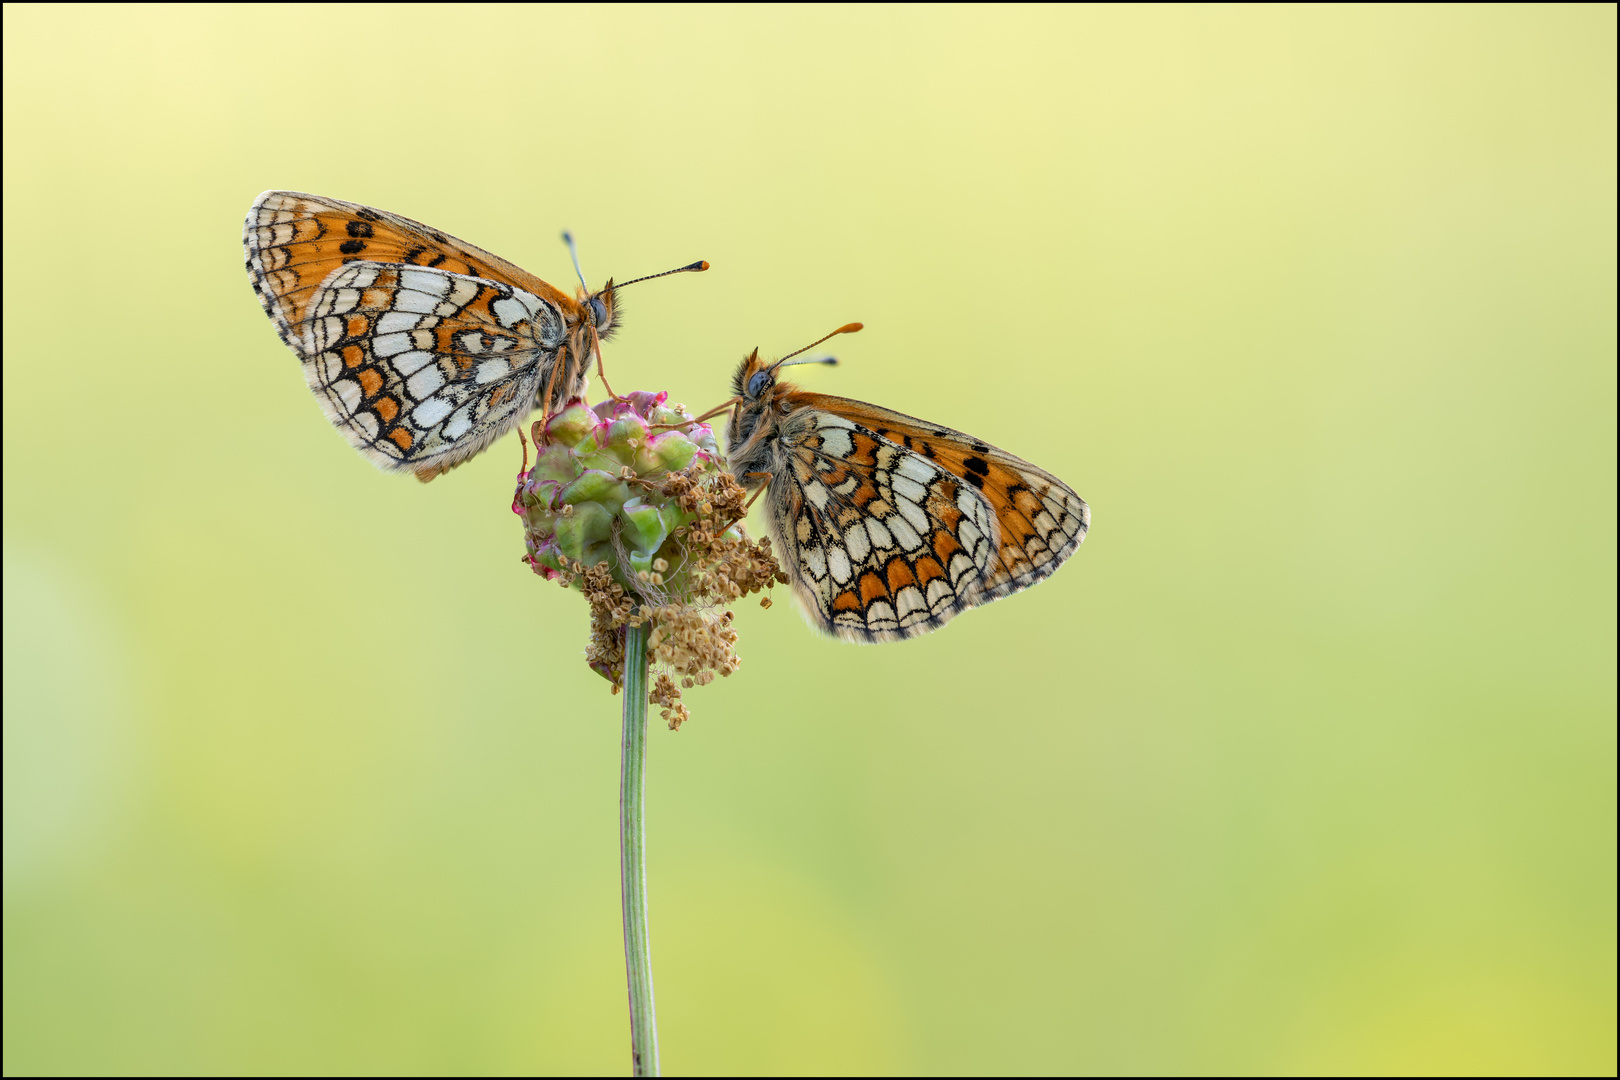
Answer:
xmin=766 ymin=394 xmax=1089 ymax=642
xmin=244 ymin=191 xmax=586 ymax=480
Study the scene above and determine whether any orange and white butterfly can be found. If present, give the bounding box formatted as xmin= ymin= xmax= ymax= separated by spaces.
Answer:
xmin=243 ymin=191 xmax=705 ymax=481
xmin=721 ymin=324 xmax=1089 ymax=642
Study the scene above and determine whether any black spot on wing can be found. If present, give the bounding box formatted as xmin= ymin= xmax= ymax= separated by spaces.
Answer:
xmin=346 ymin=220 xmax=374 ymax=238
xmin=339 ymin=239 xmax=365 ymax=254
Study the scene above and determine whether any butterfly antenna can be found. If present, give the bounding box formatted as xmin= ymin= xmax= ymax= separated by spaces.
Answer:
xmin=561 ymin=231 xmax=588 ymax=290
xmin=608 ymin=260 xmax=710 ymax=292
xmin=777 ymin=353 xmax=840 ymax=370
xmin=770 ymin=323 xmax=862 ymax=373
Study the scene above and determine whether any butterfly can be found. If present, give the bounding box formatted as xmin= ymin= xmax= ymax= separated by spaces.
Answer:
xmin=718 ymin=324 xmax=1090 ymax=642
xmin=243 ymin=191 xmax=705 ymax=481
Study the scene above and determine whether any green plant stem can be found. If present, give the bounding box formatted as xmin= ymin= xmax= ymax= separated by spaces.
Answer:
xmin=620 ymin=621 xmax=659 ymax=1077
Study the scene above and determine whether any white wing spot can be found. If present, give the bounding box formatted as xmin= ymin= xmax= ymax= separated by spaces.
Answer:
xmin=443 ymin=405 xmax=473 ymax=441
xmin=444 ymin=277 xmax=479 ymax=308
xmin=406 ymin=366 xmax=446 ymax=400
xmin=895 ymin=586 xmax=926 ymax=620
xmin=492 ymin=296 xmax=528 ymax=328
xmin=411 ymin=396 xmax=453 ymax=427
xmin=399 ymin=269 xmax=450 ymax=297
xmin=805 ymin=544 xmax=827 ymax=580
xmin=896 ymin=496 xmax=929 ymax=536
xmin=333 ymin=378 xmax=362 ymax=413
xmin=394 ymin=286 xmax=442 ymax=315
xmin=866 ymin=600 xmax=898 ymax=630
xmin=325 ymin=287 xmax=362 ymax=315
xmin=895 ymin=455 xmax=935 ymax=484
xmin=820 ymin=427 xmax=853 ymax=458
xmin=392 ymin=350 xmax=435 ymax=376
xmin=375 ymin=310 xmax=422 ymax=335
xmin=959 ymin=518 xmax=984 ymax=552
xmin=891 ymin=473 xmax=927 ymax=502
xmin=887 ymin=514 xmax=924 ymax=552
xmin=827 ymin=546 xmax=852 ymax=584
xmin=844 ymin=523 xmax=871 ymax=562
xmin=866 ymin=517 xmax=893 ymax=550
xmin=373 ymin=332 xmax=411 ymax=358
xmin=308 ymin=315 xmax=343 ymax=349
xmin=476 ymin=359 xmax=511 ymax=383
xmin=347 ymin=265 xmax=380 ymax=287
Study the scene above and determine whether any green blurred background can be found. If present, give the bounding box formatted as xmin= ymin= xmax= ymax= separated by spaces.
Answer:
xmin=4 ymin=5 xmax=1614 ymax=1074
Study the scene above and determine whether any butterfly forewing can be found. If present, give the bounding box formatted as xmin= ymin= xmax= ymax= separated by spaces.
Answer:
xmin=245 ymin=191 xmax=573 ymax=346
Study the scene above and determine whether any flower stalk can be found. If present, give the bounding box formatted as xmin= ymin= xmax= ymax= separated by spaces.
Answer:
xmin=513 ymin=390 xmax=787 ymax=1072
xmin=619 ymin=620 xmax=658 ymax=1076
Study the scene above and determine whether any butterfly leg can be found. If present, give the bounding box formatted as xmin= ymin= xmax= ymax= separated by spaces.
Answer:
xmin=588 ymin=324 xmax=625 ymax=403
xmin=740 ymin=472 xmax=772 ymax=513
xmin=538 ymin=345 xmax=569 ymax=423
xmin=690 ymin=398 xmax=740 ymax=424
xmin=713 ymin=472 xmax=772 ymax=535
xmin=649 ymin=399 xmax=737 ymax=434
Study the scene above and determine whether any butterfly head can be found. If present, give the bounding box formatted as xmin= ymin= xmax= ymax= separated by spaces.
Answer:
xmin=731 ymin=348 xmax=778 ymax=403
xmin=731 ymin=322 xmax=862 ymax=403
xmin=580 ymin=281 xmax=620 ymax=341
xmin=724 ymin=324 xmax=862 ymax=478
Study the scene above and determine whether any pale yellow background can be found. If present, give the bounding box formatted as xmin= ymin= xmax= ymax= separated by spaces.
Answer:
xmin=3 ymin=4 xmax=1614 ymax=1075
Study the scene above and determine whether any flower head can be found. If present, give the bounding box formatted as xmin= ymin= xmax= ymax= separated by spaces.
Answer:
xmin=515 ymin=393 xmax=785 ymax=728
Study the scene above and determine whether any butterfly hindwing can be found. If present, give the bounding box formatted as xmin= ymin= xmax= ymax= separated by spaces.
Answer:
xmin=762 ymin=407 xmax=989 ymax=641
xmin=797 ymin=395 xmax=1091 ymax=600
xmin=303 ymin=262 xmax=571 ymax=480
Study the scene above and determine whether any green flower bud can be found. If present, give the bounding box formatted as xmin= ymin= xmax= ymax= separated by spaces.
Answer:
xmin=516 ymin=392 xmax=726 ymax=596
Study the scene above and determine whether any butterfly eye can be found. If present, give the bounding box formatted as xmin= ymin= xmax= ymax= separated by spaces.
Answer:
xmin=589 ymin=296 xmax=609 ymax=327
xmin=747 ymin=370 xmax=772 ymax=398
